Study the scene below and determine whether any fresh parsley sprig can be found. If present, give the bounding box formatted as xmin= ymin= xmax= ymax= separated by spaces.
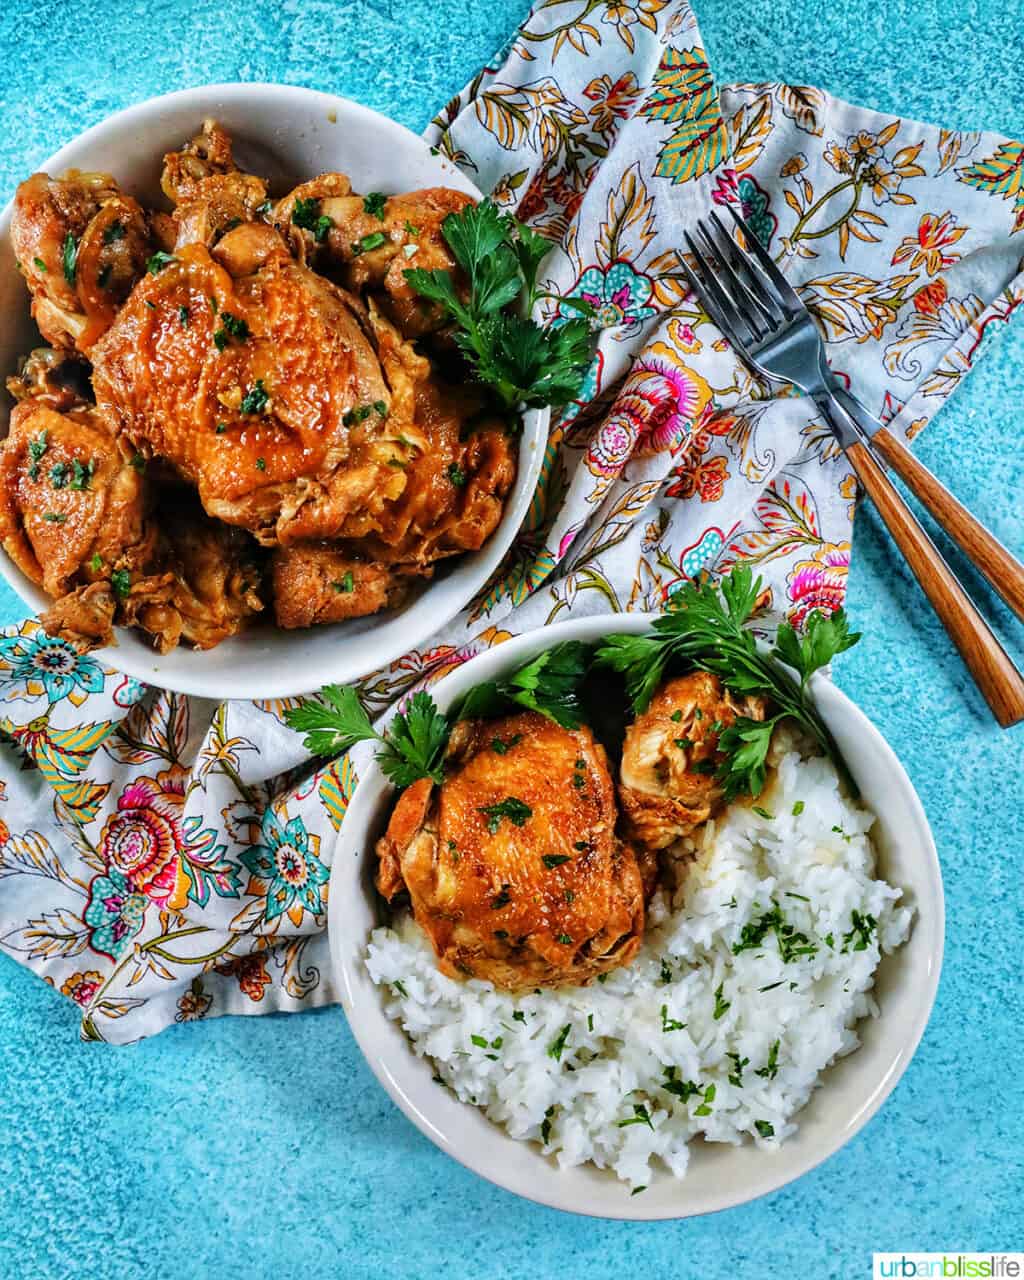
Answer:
xmin=284 ymin=686 xmax=448 ymax=788
xmin=594 ymin=566 xmax=860 ymax=800
xmin=453 ymin=640 xmax=590 ymax=729
xmin=404 ymin=199 xmax=593 ymax=411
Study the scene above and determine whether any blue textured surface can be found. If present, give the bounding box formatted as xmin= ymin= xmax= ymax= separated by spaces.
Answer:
xmin=1 ymin=1 xmax=1022 ymax=1275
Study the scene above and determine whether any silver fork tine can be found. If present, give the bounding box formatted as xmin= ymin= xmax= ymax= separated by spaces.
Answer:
xmin=692 ymin=223 xmax=768 ymax=343
xmin=680 ymin=255 xmax=750 ymax=357
xmin=724 ymin=202 xmax=805 ymax=315
xmin=682 ymin=230 xmax=760 ymax=346
xmin=706 ymin=211 xmax=784 ymax=326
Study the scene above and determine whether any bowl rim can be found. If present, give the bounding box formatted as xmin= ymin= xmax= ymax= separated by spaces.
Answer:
xmin=0 ymin=81 xmax=548 ymax=699
xmin=328 ymin=612 xmax=945 ymax=1220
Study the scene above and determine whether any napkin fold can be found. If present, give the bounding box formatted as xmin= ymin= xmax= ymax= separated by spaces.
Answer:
xmin=1 ymin=0 xmax=1021 ymax=1042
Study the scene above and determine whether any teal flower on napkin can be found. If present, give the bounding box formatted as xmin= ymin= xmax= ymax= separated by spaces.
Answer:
xmin=240 ymin=809 xmax=329 ymax=926
xmin=83 ymin=869 xmax=147 ymax=960
xmin=0 ymin=629 xmax=105 ymax=704
xmin=567 ymin=261 xmax=657 ymax=337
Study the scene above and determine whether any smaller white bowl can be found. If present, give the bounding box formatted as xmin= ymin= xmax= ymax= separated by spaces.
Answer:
xmin=0 ymin=83 xmax=547 ymax=699
xmin=329 ymin=613 xmax=944 ymax=1220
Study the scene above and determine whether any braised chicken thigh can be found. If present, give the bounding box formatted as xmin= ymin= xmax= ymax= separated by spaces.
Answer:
xmin=376 ymin=711 xmax=646 ymax=990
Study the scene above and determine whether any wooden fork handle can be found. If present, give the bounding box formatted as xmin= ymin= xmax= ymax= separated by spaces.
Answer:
xmin=846 ymin=440 xmax=1024 ymax=728
xmin=869 ymin=425 xmax=1024 ymax=623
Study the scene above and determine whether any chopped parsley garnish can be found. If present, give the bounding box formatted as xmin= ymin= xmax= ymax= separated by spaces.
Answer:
xmin=363 ymin=191 xmax=387 ymax=219
xmin=42 ymin=512 xmax=66 ymax=523
xmin=659 ymin=959 xmax=673 ymax=985
xmin=587 ymin=1014 xmax=594 ymax=1032
xmin=541 ymin=1105 xmax=555 ymax=1142
xmin=832 ymin=824 xmax=853 ymax=842
xmin=27 ymin=429 xmax=48 ymax=480
xmin=842 ymin=910 xmax=877 ymax=953
xmin=759 ymin=981 xmax=783 ymax=992
xmin=670 ymin=708 xmax=683 ymax=722
xmin=391 ymin=979 xmax=408 ymax=998
xmin=755 ymin=1039 xmax=780 ymax=1080
xmin=70 ymin=458 xmax=95 ymax=490
xmin=713 ymin=982 xmax=730 ymax=1020
xmin=594 ymin=566 xmax=860 ymax=798
xmin=470 ymin=1034 xmax=488 ymax=1048
xmin=512 ymin=1011 xmax=526 ymax=1023
xmin=674 ymin=737 xmax=693 ymax=750
xmin=90 ymin=553 xmax=103 ymax=572
xmin=292 ymin=197 xmax=333 ymax=241
xmin=447 ymin=462 xmax=467 ymax=487
xmin=547 ymin=1024 xmax=571 ymax=1062
xmin=331 ymin=572 xmax=355 ymax=594
xmin=555 ymin=933 xmax=573 ymax=945
xmin=542 ymin=854 xmax=570 ymax=869
xmin=478 ymin=796 xmax=532 ymax=834
xmin=62 ymin=234 xmax=78 ymax=286
xmin=49 ymin=462 xmax=69 ymax=489
xmin=792 ymin=800 xmax=805 ymax=816
xmin=215 ymin=422 xmax=227 ymax=434
xmin=103 ymin=221 xmax=125 ymax=244
xmin=662 ymin=1067 xmax=702 ymax=1103
xmin=755 ymin=1120 xmax=775 ymax=1139
xmin=214 ymin=311 xmax=250 ymax=349
xmin=727 ymin=1053 xmax=749 ymax=1087
xmin=617 ymin=1103 xmax=653 ymax=1130
xmin=404 ymin=221 xmax=420 ymax=236
xmin=660 ymin=1004 xmax=685 ymax=1032
xmin=784 ymin=891 xmax=809 ymax=902
xmin=733 ymin=902 xmax=817 ymax=962
xmin=146 ymin=251 xmax=176 ymax=275
xmin=490 ymin=885 xmax=511 ymax=910
xmin=145 ymin=300 xmax=156 ymax=310
xmin=33 ymin=257 xmax=46 ymax=272
xmin=824 ymin=933 xmax=835 ymax=948
xmin=752 ymin=806 xmax=774 ymax=819
xmin=111 ymin=568 xmax=131 ymax=598
xmin=239 ymin=380 xmax=270 ymax=415
xmin=179 ymin=304 xmax=190 ymax=328
xmin=352 ymin=231 xmax=387 ymax=255
xmin=490 ymin=734 xmax=521 ymax=755
xmin=255 ymin=457 xmax=266 ymax=471
xmin=574 ymin=840 xmax=589 ymax=851
xmin=694 ymin=1084 xmax=716 ymax=1117
xmin=342 ymin=403 xmax=375 ymax=427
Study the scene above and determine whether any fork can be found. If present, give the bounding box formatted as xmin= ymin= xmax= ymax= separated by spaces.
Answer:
xmin=681 ymin=205 xmax=1024 ymax=729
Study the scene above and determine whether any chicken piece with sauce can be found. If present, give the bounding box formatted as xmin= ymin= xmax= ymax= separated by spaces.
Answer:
xmin=376 ymin=711 xmax=645 ymax=990
xmin=619 ymin=672 xmax=766 ymax=851
xmin=0 ymin=399 xmax=154 ymax=650
xmin=90 ymin=224 xmax=407 ymax=547
xmin=11 ymin=171 xmax=150 ymax=353
xmin=160 ymin=119 xmax=269 ymax=250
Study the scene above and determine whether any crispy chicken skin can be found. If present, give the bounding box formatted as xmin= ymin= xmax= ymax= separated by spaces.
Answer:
xmin=0 ymin=401 xmax=151 ymax=601
xmin=90 ymin=234 xmax=406 ymax=545
xmin=619 ymin=672 xmax=766 ymax=851
xmin=12 ymin=171 xmax=150 ymax=352
xmin=376 ymin=711 xmax=646 ymax=990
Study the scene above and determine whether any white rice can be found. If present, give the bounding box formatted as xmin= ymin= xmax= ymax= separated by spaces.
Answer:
xmin=365 ymin=744 xmax=913 ymax=1189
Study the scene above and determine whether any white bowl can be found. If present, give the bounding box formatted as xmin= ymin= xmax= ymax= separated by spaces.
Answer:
xmin=0 ymin=84 xmax=547 ymax=699
xmin=329 ymin=613 xmax=944 ymax=1220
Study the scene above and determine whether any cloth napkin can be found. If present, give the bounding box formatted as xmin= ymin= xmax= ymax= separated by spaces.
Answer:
xmin=1 ymin=0 xmax=1021 ymax=1043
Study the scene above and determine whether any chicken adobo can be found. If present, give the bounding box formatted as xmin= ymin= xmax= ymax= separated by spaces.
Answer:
xmin=376 ymin=710 xmax=646 ymax=991
xmin=2 ymin=120 xmax=516 ymax=653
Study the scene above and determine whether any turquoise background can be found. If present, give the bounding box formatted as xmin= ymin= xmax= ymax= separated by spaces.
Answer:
xmin=0 ymin=1 xmax=1022 ymax=1275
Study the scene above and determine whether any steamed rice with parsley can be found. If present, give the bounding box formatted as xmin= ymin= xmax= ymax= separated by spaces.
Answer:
xmin=366 ymin=739 xmax=912 ymax=1189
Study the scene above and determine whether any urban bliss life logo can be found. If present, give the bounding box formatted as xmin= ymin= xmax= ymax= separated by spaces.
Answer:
xmin=874 ymin=1257 xmax=1023 ymax=1278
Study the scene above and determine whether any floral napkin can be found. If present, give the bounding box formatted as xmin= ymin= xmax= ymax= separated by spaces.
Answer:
xmin=0 ymin=0 xmax=1021 ymax=1042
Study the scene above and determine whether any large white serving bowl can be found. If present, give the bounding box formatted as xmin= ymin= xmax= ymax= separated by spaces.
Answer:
xmin=329 ymin=613 xmax=944 ymax=1220
xmin=0 ymin=83 xmax=547 ymax=699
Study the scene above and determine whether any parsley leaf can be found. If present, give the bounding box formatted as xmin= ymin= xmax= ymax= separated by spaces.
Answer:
xmin=239 ymin=380 xmax=269 ymax=415
xmin=593 ymin=565 xmax=860 ymax=798
xmin=62 ymin=234 xmax=78 ymax=286
xmin=378 ymin=691 xmax=449 ymax=788
xmin=362 ymin=191 xmax=387 ymax=219
xmin=404 ymin=198 xmax=592 ymax=410
xmin=478 ymin=796 xmax=532 ymax=835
